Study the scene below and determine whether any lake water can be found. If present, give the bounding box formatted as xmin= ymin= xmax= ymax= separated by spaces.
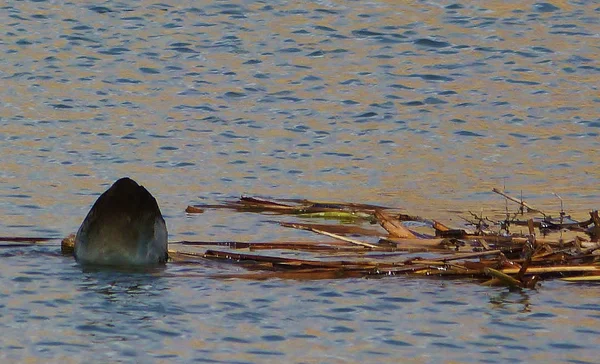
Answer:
xmin=1 ymin=0 xmax=599 ymax=362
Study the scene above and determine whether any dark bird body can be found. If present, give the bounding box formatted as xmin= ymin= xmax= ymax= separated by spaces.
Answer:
xmin=74 ymin=177 xmax=168 ymax=265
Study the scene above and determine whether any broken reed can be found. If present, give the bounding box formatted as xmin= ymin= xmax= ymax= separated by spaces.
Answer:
xmin=178 ymin=188 xmax=600 ymax=287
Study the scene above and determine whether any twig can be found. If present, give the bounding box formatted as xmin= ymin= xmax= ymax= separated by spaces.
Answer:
xmin=501 ymin=266 xmax=600 ymax=274
xmin=374 ymin=209 xmax=417 ymax=239
xmin=0 ymin=236 xmax=54 ymax=242
xmin=429 ymin=250 xmax=502 ymax=262
xmin=492 ymin=188 xmax=546 ymax=216
xmin=280 ymin=222 xmax=379 ymax=248
xmin=185 ymin=206 xmax=204 ymax=213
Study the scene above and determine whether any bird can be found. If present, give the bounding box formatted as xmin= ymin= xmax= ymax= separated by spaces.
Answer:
xmin=74 ymin=177 xmax=168 ymax=266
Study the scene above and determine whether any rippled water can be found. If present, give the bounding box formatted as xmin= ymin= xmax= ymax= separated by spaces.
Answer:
xmin=1 ymin=0 xmax=599 ymax=362
xmin=4 ymin=248 xmax=600 ymax=363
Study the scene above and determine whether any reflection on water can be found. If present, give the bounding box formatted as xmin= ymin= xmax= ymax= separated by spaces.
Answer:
xmin=489 ymin=289 xmax=532 ymax=313
xmin=1 ymin=0 xmax=599 ymax=362
xmin=3 ymin=253 xmax=600 ymax=363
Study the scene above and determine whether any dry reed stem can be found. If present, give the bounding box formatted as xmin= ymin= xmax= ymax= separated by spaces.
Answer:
xmin=375 ymin=210 xmax=417 ymax=239
xmin=278 ymin=222 xmax=383 ymax=237
xmin=280 ymin=222 xmax=379 ymax=248
xmin=467 ymin=235 xmax=573 ymax=247
xmin=492 ymin=188 xmax=545 ymax=215
xmin=501 ymin=266 xmax=600 ymax=274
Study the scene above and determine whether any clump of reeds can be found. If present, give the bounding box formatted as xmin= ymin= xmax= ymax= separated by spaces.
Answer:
xmin=178 ymin=189 xmax=600 ymax=288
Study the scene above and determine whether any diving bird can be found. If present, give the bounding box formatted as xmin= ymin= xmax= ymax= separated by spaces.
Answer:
xmin=74 ymin=177 xmax=168 ymax=265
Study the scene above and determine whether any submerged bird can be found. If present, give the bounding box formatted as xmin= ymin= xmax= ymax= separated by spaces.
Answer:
xmin=74 ymin=177 xmax=168 ymax=266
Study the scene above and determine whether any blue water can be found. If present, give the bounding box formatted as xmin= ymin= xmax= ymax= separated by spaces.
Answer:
xmin=3 ymin=246 xmax=600 ymax=363
xmin=1 ymin=0 xmax=599 ymax=362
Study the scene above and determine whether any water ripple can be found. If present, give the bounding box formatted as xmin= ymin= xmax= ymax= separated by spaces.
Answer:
xmin=1 ymin=0 xmax=599 ymax=362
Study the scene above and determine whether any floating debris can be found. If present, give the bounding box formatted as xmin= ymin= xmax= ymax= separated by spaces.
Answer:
xmin=181 ymin=188 xmax=600 ymax=288
xmin=8 ymin=187 xmax=597 ymax=289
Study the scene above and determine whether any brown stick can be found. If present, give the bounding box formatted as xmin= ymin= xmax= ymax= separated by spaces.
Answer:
xmin=280 ymin=222 xmax=379 ymax=248
xmin=203 ymin=250 xmax=388 ymax=269
xmin=465 ymin=235 xmax=572 ymax=247
xmin=174 ymin=240 xmax=353 ymax=247
xmin=211 ymin=269 xmax=369 ymax=280
xmin=278 ymin=222 xmax=383 ymax=237
xmin=476 ymin=238 xmax=491 ymax=251
xmin=432 ymin=220 xmax=451 ymax=232
xmin=185 ymin=206 xmax=204 ymax=213
xmin=501 ymin=266 xmax=600 ymax=274
xmin=0 ymin=236 xmax=54 ymax=242
xmin=172 ymin=240 xmax=373 ymax=252
xmin=427 ymin=249 xmax=503 ymax=262
xmin=374 ymin=209 xmax=417 ymax=239
xmin=240 ymin=196 xmax=294 ymax=207
xmin=204 ymin=249 xmax=341 ymax=266
xmin=492 ymin=188 xmax=545 ymax=215
xmin=61 ymin=234 xmax=76 ymax=255
xmin=379 ymin=237 xmax=447 ymax=251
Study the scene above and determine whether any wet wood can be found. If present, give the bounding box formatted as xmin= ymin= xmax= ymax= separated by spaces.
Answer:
xmin=203 ymin=250 xmax=388 ymax=270
xmin=173 ymin=240 xmax=375 ymax=252
xmin=240 ymin=196 xmax=294 ymax=207
xmin=379 ymin=237 xmax=447 ymax=250
xmin=500 ymin=266 xmax=600 ymax=274
xmin=432 ymin=220 xmax=451 ymax=232
xmin=465 ymin=235 xmax=574 ymax=247
xmin=0 ymin=243 xmax=36 ymax=248
xmin=561 ymin=275 xmax=600 ymax=282
xmin=185 ymin=206 xmax=204 ymax=213
xmin=374 ymin=209 xmax=417 ymax=239
xmin=211 ymin=269 xmax=368 ymax=280
xmin=179 ymin=195 xmax=600 ymax=287
xmin=0 ymin=236 xmax=54 ymax=242
xmin=61 ymin=234 xmax=75 ymax=255
xmin=189 ymin=195 xmax=390 ymax=217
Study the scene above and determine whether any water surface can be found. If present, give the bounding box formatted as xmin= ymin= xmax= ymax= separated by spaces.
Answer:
xmin=1 ymin=0 xmax=599 ymax=362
